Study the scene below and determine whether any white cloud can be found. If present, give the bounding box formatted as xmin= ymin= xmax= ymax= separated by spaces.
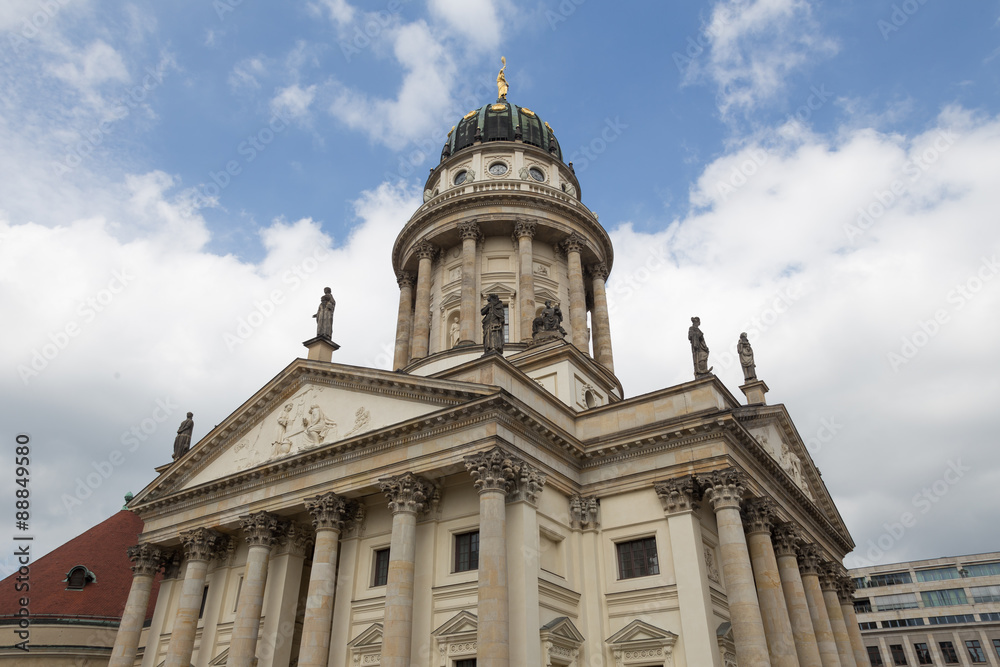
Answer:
xmin=428 ymin=0 xmax=503 ymax=53
xmin=310 ymin=0 xmax=356 ymax=27
xmin=271 ymin=83 xmax=317 ymax=121
xmin=49 ymin=39 xmax=130 ymax=91
xmin=229 ymin=56 xmax=268 ymax=91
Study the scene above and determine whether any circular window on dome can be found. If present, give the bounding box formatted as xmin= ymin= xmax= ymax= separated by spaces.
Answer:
xmin=488 ymin=162 xmax=508 ymax=176
xmin=529 ymin=167 xmax=545 ymax=182
xmin=453 ymin=170 xmax=468 ymax=185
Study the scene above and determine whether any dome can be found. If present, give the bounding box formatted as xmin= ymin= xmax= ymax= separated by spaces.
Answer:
xmin=440 ymin=100 xmax=563 ymax=162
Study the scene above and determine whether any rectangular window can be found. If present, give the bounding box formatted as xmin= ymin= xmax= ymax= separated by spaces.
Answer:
xmin=455 ymin=660 xmax=477 ymax=667
xmin=921 ymin=588 xmax=968 ymax=607
xmin=616 ymin=537 xmax=659 ymax=580
xmin=980 ymin=612 xmax=1000 ymax=622
xmin=855 ymin=598 xmax=873 ymax=613
xmin=966 ymin=640 xmax=986 ymax=663
xmin=928 ymin=614 xmax=977 ymax=624
xmin=939 ymin=641 xmax=959 ymax=664
xmin=503 ymin=305 xmax=509 ymax=342
xmin=870 ymin=572 xmax=913 ymax=587
xmin=860 ymin=621 xmax=879 ymax=630
xmin=854 ymin=576 xmax=869 ymax=589
xmin=881 ymin=618 xmax=925 ymax=628
xmin=971 ymin=584 xmax=1000 ymax=603
xmin=455 ymin=531 xmax=479 ymax=573
xmin=916 ymin=567 xmax=962 ymax=582
xmin=874 ymin=593 xmax=920 ymax=611
xmin=993 ymin=639 xmax=1000 ymax=659
xmin=966 ymin=562 xmax=1000 ymax=577
xmin=914 ymin=643 xmax=932 ymax=665
xmin=372 ymin=548 xmax=390 ymax=587
xmin=868 ymin=645 xmax=885 ymax=666
xmin=199 ymin=585 xmax=209 ymax=619
xmin=890 ymin=644 xmax=908 ymax=665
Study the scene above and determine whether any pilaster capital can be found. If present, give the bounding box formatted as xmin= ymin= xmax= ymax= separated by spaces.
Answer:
xmin=696 ymin=468 xmax=747 ymax=513
xmin=741 ymin=497 xmax=776 ymax=535
xmin=126 ymin=543 xmax=164 ymax=577
xmin=771 ymin=523 xmax=802 ymax=558
xmin=511 ymin=458 xmax=547 ymax=505
xmin=240 ymin=511 xmax=287 ymax=548
xmin=179 ymin=527 xmax=226 ymax=563
xmin=342 ymin=500 xmax=367 ymax=538
xmin=379 ymin=472 xmax=434 ymax=515
xmin=305 ymin=491 xmax=350 ymax=532
xmin=413 ymin=240 xmax=438 ymax=261
xmin=513 ymin=218 xmax=537 ymax=239
xmin=277 ymin=522 xmax=315 ymax=557
xmin=654 ymin=476 xmax=701 ymax=514
xmin=561 ymin=232 xmax=587 ymax=254
xmin=819 ymin=563 xmax=843 ymax=591
xmin=588 ymin=262 xmax=609 ymax=281
xmin=396 ymin=271 xmax=415 ymax=288
xmin=457 ymin=220 xmax=481 ymax=241
xmin=796 ymin=543 xmax=823 ymax=576
xmin=569 ymin=494 xmax=600 ymax=530
xmin=464 ymin=446 xmax=546 ymax=503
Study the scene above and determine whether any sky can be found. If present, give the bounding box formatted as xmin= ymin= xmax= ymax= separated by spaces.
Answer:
xmin=1 ymin=0 xmax=999 ymax=574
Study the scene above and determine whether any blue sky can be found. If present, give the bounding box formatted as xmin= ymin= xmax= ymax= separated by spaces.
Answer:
xmin=2 ymin=0 xmax=1000 ymax=571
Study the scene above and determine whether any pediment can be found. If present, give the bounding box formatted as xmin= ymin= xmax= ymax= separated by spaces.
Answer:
xmin=432 ymin=610 xmax=478 ymax=637
xmin=481 ymin=282 xmax=516 ymax=298
xmin=348 ymin=622 xmax=383 ymax=647
xmin=540 ymin=616 xmax=585 ymax=644
xmin=534 ymin=287 xmax=561 ymax=305
xmin=607 ymin=619 xmax=677 ymax=645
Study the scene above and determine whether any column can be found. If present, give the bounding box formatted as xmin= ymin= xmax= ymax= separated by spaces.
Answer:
xmin=570 ymin=495 xmax=606 ymax=667
xmin=378 ymin=472 xmax=433 ymax=667
xmin=393 ymin=271 xmax=414 ymax=370
xmin=465 ymin=447 xmax=542 ymax=667
xmin=743 ymin=498 xmax=800 ymax=667
xmin=772 ymin=525 xmax=823 ymax=667
xmin=504 ymin=454 xmax=546 ymax=667
xmin=514 ymin=218 xmax=537 ymax=342
xmin=164 ymin=528 xmax=224 ymax=667
xmin=697 ymin=469 xmax=771 ymax=667
xmin=229 ymin=512 xmax=285 ymax=667
xmin=409 ymin=241 xmax=436 ymax=360
xmin=798 ymin=545 xmax=841 ymax=667
xmin=327 ymin=504 xmax=366 ymax=667
xmin=298 ymin=493 xmax=355 ymax=667
xmin=458 ymin=220 xmax=480 ymax=345
xmin=654 ymin=477 xmax=722 ymax=667
xmin=109 ymin=544 xmax=163 ymax=667
xmin=588 ymin=263 xmax=615 ymax=372
xmin=837 ymin=577 xmax=870 ymax=667
xmin=563 ymin=233 xmax=589 ymax=352
xmin=820 ymin=566 xmax=857 ymax=667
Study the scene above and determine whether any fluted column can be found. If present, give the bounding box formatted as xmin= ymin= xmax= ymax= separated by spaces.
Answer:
xmin=378 ymin=472 xmax=433 ymax=667
xmin=698 ymin=469 xmax=771 ymax=667
xmin=514 ymin=219 xmax=537 ymax=342
xmin=563 ymin=233 xmax=589 ymax=352
xmin=164 ymin=528 xmax=224 ymax=667
xmin=821 ymin=566 xmax=857 ymax=667
xmin=589 ymin=263 xmax=614 ymax=372
xmin=837 ymin=577 xmax=869 ymax=667
xmin=457 ymin=221 xmax=480 ymax=345
xmin=409 ymin=241 xmax=436 ymax=359
xmin=743 ymin=498 xmax=800 ymax=667
xmin=798 ymin=546 xmax=841 ymax=667
xmin=772 ymin=525 xmax=823 ymax=667
xmin=298 ymin=493 xmax=353 ymax=667
xmin=655 ymin=477 xmax=721 ymax=667
xmin=229 ymin=512 xmax=285 ymax=667
xmin=109 ymin=544 xmax=163 ymax=667
xmin=393 ymin=271 xmax=414 ymax=370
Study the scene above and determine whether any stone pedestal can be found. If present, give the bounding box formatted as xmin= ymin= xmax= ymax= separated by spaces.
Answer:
xmin=740 ymin=379 xmax=769 ymax=406
xmin=303 ymin=336 xmax=340 ymax=362
xmin=109 ymin=544 xmax=162 ymax=667
xmin=773 ymin=526 xmax=823 ymax=667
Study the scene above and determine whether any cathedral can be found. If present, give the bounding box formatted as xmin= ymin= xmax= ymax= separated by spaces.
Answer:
xmin=109 ymin=67 xmax=868 ymax=667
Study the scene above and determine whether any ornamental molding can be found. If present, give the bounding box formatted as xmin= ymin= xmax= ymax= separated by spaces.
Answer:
xmin=240 ymin=510 xmax=287 ymax=548
xmin=457 ymin=220 xmax=481 ymax=241
xmin=431 ymin=610 xmax=478 ymax=667
xmin=569 ymin=494 xmax=600 ymax=530
xmin=560 ymin=232 xmax=587 ymax=254
xmin=654 ymin=476 xmax=701 ymax=514
xmin=772 ymin=522 xmax=802 ymax=558
xmin=413 ymin=240 xmax=438 ymax=261
xmin=379 ymin=472 xmax=434 ymax=515
xmin=741 ymin=496 xmax=776 ymax=535
xmin=304 ymin=491 xmax=363 ymax=534
xmin=126 ymin=543 xmax=164 ymax=577
xmin=347 ymin=623 xmax=383 ymax=667
xmin=276 ymin=521 xmax=314 ymax=557
xmin=540 ymin=616 xmax=585 ymax=667
xmin=513 ymin=217 xmax=538 ymax=239
xmin=395 ymin=271 xmax=415 ymax=288
xmin=179 ymin=527 xmax=227 ymax=563
xmin=717 ymin=622 xmax=738 ymax=667
xmin=606 ymin=619 xmax=678 ymax=667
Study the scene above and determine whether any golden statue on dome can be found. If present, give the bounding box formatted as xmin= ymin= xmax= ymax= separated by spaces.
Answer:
xmin=496 ymin=56 xmax=508 ymax=100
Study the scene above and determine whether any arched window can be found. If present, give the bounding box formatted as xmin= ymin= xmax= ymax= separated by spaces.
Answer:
xmin=64 ymin=565 xmax=96 ymax=590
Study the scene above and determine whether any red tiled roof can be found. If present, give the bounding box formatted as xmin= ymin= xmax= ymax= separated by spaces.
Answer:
xmin=0 ymin=510 xmax=161 ymax=622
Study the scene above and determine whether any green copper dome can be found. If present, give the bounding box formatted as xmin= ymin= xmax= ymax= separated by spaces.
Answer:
xmin=441 ymin=100 xmax=563 ymax=162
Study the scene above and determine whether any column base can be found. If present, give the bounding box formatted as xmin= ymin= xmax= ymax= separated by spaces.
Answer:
xmin=303 ymin=336 xmax=341 ymax=362
xmin=740 ymin=379 xmax=769 ymax=406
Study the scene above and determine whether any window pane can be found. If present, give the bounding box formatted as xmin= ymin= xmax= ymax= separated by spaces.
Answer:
xmin=971 ymin=584 xmax=1000 ymax=603
xmin=373 ymin=548 xmax=390 ymax=586
xmin=616 ymin=537 xmax=659 ymax=579
xmin=914 ymin=643 xmax=932 ymax=665
xmin=965 ymin=562 xmax=1000 ymax=577
xmin=992 ymin=639 xmax=1000 ymax=659
xmin=921 ymin=588 xmax=968 ymax=607
xmin=455 ymin=532 xmax=480 ymax=572
xmin=940 ymin=641 xmax=959 ymax=664
xmin=915 ymin=567 xmax=961 ymax=582
xmin=966 ymin=640 xmax=986 ymax=663
xmin=874 ymin=593 xmax=920 ymax=610
xmin=890 ymin=644 xmax=908 ymax=665
xmin=870 ymin=572 xmax=913 ymax=587
xmin=868 ymin=646 xmax=885 ymax=666
xmin=855 ymin=598 xmax=873 ymax=613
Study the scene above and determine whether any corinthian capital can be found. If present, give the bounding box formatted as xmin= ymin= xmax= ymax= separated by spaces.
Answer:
xmin=697 ymin=468 xmax=747 ymax=512
xmin=464 ymin=446 xmax=546 ymax=502
xmin=126 ymin=543 xmax=164 ymax=577
xmin=561 ymin=232 xmax=587 ymax=254
xmin=457 ymin=220 xmax=480 ymax=240
xmin=396 ymin=271 xmax=415 ymax=288
xmin=742 ymin=497 xmax=776 ymax=535
xmin=654 ymin=476 xmax=701 ymax=514
xmin=569 ymin=494 xmax=600 ymax=529
xmin=837 ymin=575 xmax=857 ymax=603
xmin=240 ymin=511 xmax=286 ymax=548
xmin=796 ymin=543 xmax=823 ymax=576
xmin=513 ymin=218 xmax=537 ymax=239
xmin=179 ymin=527 xmax=225 ymax=563
xmin=819 ymin=562 xmax=844 ymax=592
xmin=771 ymin=523 xmax=801 ymax=558
xmin=305 ymin=491 xmax=349 ymax=532
xmin=413 ymin=240 xmax=438 ymax=260
xmin=379 ymin=472 xmax=434 ymax=515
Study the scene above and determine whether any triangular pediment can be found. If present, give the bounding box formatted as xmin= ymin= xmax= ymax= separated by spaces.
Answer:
xmin=348 ymin=622 xmax=383 ymax=647
xmin=432 ymin=610 xmax=478 ymax=637
xmin=607 ymin=619 xmax=677 ymax=645
xmin=540 ymin=616 xmax=585 ymax=644
xmin=481 ymin=282 xmax=516 ymax=298
xmin=534 ymin=287 xmax=560 ymax=305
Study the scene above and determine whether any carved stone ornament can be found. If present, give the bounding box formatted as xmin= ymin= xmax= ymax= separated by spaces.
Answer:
xmin=741 ymin=496 xmax=776 ymax=535
xmin=705 ymin=545 xmax=721 ymax=583
xmin=457 ymin=220 xmax=480 ymax=241
xmin=240 ymin=511 xmax=287 ymax=548
xmin=396 ymin=271 xmax=415 ymax=288
xmin=379 ymin=472 xmax=434 ymax=515
xmin=305 ymin=491 xmax=348 ymax=532
xmin=561 ymin=232 xmax=587 ymax=254
xmin=589 ymin=262 xmax=609 ymax=281
xmin=836 ymin=574 xmax=857 ymax=604
xmin=569 ymin=494 xmax=600 ymax=530
xmin=697 ymin=468 xmax=746 ymax=512
xmin=689 ymin=316 xmax=713 ymax=378
xmin=278 ymin=522 xmax=315 ymax=557
xmin=413 ymin=240 xmax=437 ymax=261
xmin=179 ymin=527 xmax=226 ymax=563
xmin=464 ymin=446 xmax=547 ymax=503
xmin=654 ymin=476 xmax=701 ymax=514
xmin=819 ymin=563 xmax=844 ymax=592
xmin=771 ymin=523 xmax=801 ymax=558
xmin=796 ymin=543 xmax=824 ymax=576
xmin=513 ymin=218 xmax=537 ymax=239
xmin=126 ymin=543 xmax=164 ymax=577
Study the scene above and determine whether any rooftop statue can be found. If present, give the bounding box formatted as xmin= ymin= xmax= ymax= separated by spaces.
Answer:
xmin=482 ymin=293 xmax=505 ymax=354
xmin=532 ymin=300 xmax=566 ymax=338
xmin=173 ymin=412 xmax=194 ymax=460
xmin=737 ymin=332 xmax=757 ymax=381
xmin=497 ymin=56 xmax=508 ymax=101
xmin=688 ymin=316 xmax=713 ymax=378
xmin=313 ymin=287 xmax=336 ymax=339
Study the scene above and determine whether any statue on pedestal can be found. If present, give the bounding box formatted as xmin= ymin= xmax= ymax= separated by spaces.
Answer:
xmin=737 ymin=332 xmax=757 ymax=382
xmin=313 ymin=287 xmax=336 ymax=340
xmin=481 ymin=294 xmax=505 ymax=354
xmin=532 ymin=300 xmax=566 ymax=337
xmin=688 ymin=317 xmax=713 ymax=378
xmin=173 ymin=412 xmax=194 ymax=460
